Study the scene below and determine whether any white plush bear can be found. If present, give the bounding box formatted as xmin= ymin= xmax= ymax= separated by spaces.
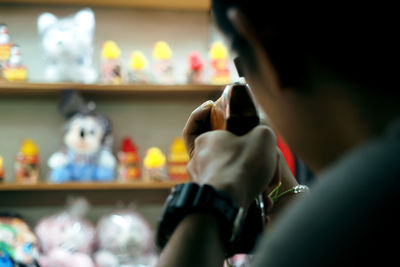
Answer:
xmin=37 ymin=8 xmax=97 ymax=83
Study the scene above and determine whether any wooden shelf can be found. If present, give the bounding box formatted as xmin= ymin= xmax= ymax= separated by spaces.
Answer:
xmin=0 ymin=0 xmax=211 ymax=11
xmin=0 ymin=82 xmax=223 ymax=96
xmin=0 ymin=181 xmax=180 ymax=191
xmin=0 ymin=181 xmax=181 ymax=207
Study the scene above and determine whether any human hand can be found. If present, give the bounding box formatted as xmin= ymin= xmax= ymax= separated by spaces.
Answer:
xmin=182 ymin=100 xmax=214 ymax=159
xmin=187 ymin=125 xmax=278 ymax=209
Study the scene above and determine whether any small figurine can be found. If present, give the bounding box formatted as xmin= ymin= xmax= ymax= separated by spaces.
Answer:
xmin=0 ymin=24 xmax=10 ymax=45
xmin=152 ymin=41 xmax=174 ymax=84
xmin=101 ymin=40 xmax=122 ymax=84
xmin=209 ymin=41 xmax=231 ymax=84
xmin=94 ymin=208 xmax=157 ymax=267
xmin=186 ymin=51 xmax=204 ymax=84
xmin=48 ymin=90 xmax=116 ymax=183
xmin=35 ymin=197 xmax=96 ymax=267
xmin=117 ymin=137 xmax=141 ymax=181
xmin=37 ymin=8 xmax=97 ymax=83
xmin=0 ymin=23 xmax=12 ymax=81
xmin=0 ymin=155 xmax=5 ymax=182
xmin=0 ymin=213 xmax=40 ymax=266
xmin=14 ymin=139 xmax=39 ymax=184
xmin=143 ymin=147 xmax=167 ymax=182
xmin=167 ymin=137 xmax=189 ymax=181
xmin=3 ymin=45 xmax=28 ymax=82
xmin=128 ymin=50 xmax=149 ymax=83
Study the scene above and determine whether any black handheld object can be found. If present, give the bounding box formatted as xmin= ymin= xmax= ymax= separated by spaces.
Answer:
xmin=211 ymin=57 xmax=266 ymax=256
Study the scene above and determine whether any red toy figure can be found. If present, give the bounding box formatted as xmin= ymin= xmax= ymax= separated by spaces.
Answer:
xmin=117 ymin=137 xmax=141 ymax=181
xmin=186 ymin=51 xmax=204 ymax=84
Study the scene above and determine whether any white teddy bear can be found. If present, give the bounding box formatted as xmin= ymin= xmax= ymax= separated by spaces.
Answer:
xmin=37 ymin=8 xmax=97 ymax=83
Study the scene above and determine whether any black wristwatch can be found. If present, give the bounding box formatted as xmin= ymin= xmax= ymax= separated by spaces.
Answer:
xmin=156 ymin=182 xmax=242 ymax=251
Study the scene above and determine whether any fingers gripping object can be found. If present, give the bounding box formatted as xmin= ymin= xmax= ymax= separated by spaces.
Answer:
xmin=210 ymin=72 xmax=267 ymax=256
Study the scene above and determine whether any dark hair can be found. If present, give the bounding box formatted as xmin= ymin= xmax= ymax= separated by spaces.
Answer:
xmin=212 ymin=0 xmax=397 ymax=93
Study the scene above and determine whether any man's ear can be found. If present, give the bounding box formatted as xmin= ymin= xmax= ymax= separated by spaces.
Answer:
xmin=38 ymin=12 xmax=57 ymax=35
xmin=227 ymin=7 xmax=281 ymax=96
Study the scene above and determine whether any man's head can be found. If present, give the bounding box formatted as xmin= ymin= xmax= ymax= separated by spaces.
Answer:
xmin=212 ymin=0 xmax=398 ymax=172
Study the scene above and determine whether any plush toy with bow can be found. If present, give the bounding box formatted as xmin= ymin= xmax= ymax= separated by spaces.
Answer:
xmin=35 ymin=197 xmax=96 ymax=267
xmin=94 ymin=208 xmax=157 ymax=267
xmin=37 ymin=8 xmax=97 ymax=83
xmin=48 ymin=90 xmax=116 ymax=183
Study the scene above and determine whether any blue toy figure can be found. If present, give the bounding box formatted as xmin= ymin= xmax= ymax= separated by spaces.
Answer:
xmin=48 ymin=90 xmax=116 ymax=183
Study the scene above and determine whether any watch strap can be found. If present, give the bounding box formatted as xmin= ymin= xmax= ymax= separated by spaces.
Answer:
xmin=156 ymin=182 xmax=240 ymax=250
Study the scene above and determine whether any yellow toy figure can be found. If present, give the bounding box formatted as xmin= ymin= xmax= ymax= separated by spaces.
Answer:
xmin=167 ymin=137 xmax=189 ymax=181
xmin=101 ymin=40 xmax=122 ymax=84
xmin=0 ymin=155 xmax=5 ymax=182
xmin=209 ymin=41 xmax=231 ymax=85
xmin=152 ymin=41 xmax=174 ymax=84
xmin=128 ymin=50 xmax=149 ymax=83
xmin=14 ymin=139 xmax=39 ymax=183
xmin=142 ymin=147 xmax=167 ymax=182
xmin=3 ymin=45 xmax=28 ymax=82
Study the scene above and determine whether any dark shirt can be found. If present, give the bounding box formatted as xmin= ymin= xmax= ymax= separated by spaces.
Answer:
xmin=252 ymin=117 xmax=400 ymax=266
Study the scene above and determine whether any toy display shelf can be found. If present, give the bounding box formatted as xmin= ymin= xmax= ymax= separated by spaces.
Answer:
xmin=0 ymin=82 xmax=223 ymax=96
xmin=0 ymin=181 xmax=181 ymax=207
xmin=0 ymin=180 xmax=180 ymax=191
xmin=0 ymin=0 xmax=211 ymax=11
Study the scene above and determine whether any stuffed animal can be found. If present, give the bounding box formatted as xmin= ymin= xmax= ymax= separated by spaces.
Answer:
xmin=94 ymin=208 xmax=157 ymax=267
xmin=35 ymin=197 xmax=96 ymax=267
xmin=0 ymin=212 xmax=40 ymax=266
xmin=37 ymin=8 xmax=97 ymax=83
xmin=48 ymin=90 xmax=116 ymax=183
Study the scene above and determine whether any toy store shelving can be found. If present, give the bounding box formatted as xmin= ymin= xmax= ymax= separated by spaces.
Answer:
xmin=0 ymin=181 xmax=179 ymax=207
xmin=0 ymin=180 xmax=180 ymax=190
xmin=0 ymin=0 xmax=210 ymax=11
xmin=0 ymin=82 xmax=223 ymax=95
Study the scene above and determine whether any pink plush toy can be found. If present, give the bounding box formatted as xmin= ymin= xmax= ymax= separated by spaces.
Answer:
xmin=35 ymin=197 xmax=96 ymax=267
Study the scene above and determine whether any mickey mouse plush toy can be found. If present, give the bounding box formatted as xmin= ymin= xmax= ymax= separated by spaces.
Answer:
xmin=48 ymin=90 xmax=116 ymax=183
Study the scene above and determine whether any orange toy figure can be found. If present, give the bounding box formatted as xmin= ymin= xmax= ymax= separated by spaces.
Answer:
xmin=167 ymin=137 xmax=189 ymax=181
xmin=117 ymin=137 xmax=141 ymax=181
xmin=14 ymin=139 xmax=39 ymax=183
xmin=3 ymin=45 xmax=28 ymax=82
xmin=0 ymin=23 xmax=12 ymax=80
xmin=0 ymin=155 xmax=5 ymax=182
xmin=101 ymin=40 xmax=122 ymax=84
xmin=209 ymin=41 xmax=231 ymax=85
xmin=142 ymin=147 xmax=167 ymax=182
